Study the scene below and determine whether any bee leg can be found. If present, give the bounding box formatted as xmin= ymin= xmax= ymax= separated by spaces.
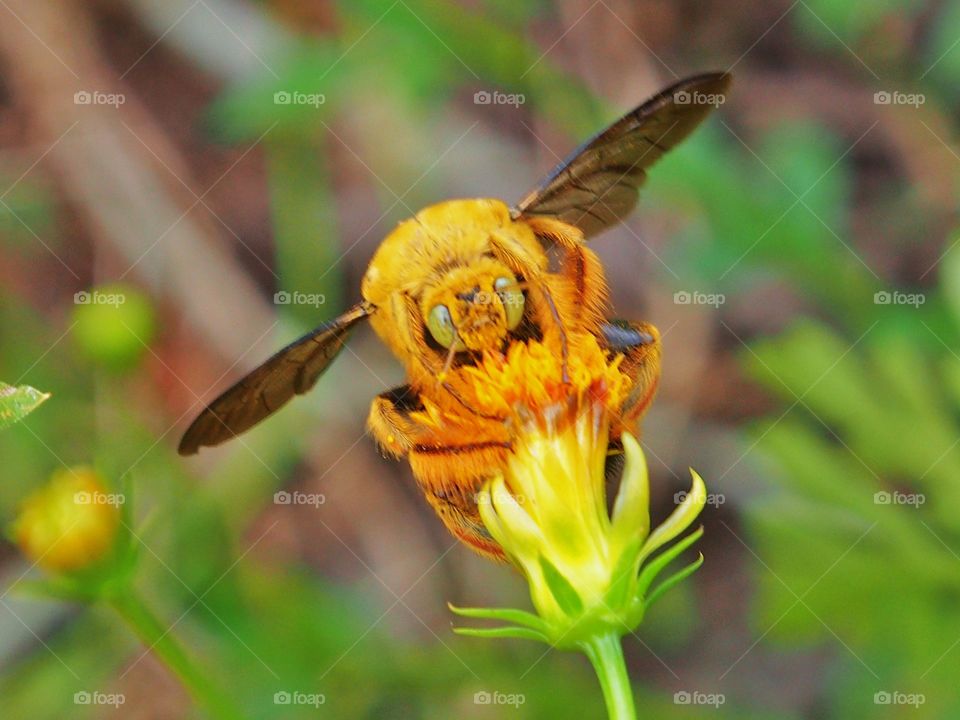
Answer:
xmin=423 ymin=485 xmax=506 ymax=561
xmin=599 ymin=319 xmax=662 ymax=436
xmin=558 ymin=243 xmax=609 ymax=329
xmin=367 ymin=386 xmax=510 ymax=559
xmin=411 ymin=441 xmax=511 ymax=561
xmin=489 ymin=232 xmax=570 ymax=383
xmin=367 ymin=384 xmax=424 ymax=458
xmin=521 ymin=215 xmax=585 ymax=249
xmin=410 ymin=438 xmax=511 ymax=560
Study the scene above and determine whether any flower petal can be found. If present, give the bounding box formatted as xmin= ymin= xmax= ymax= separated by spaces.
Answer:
xmin=610 ymin=434 xmax=650 ymax=550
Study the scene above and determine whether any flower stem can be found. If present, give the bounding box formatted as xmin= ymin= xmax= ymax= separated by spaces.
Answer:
xmin=581 ymin=632 xmax=637 ymax=720
xmin=108 ymin=591 xmax=245 ymax=720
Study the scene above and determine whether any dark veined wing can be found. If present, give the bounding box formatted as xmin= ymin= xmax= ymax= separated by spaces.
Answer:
xmin=513 ymin=72 xmax=731 ymax=238
xmin=178 ymin=302 xmax=373 ymax=455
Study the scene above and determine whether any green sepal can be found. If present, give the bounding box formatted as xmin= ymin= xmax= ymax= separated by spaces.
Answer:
xmin=453 ymin=626 xmax=549 ymax=643
xmin=643 ymin=554 xmax=704 ymax=611
xmin=603 ymin=536 xmax=643 ymax=610
xmin=635 ymin=526 xmax=704 ymax=601
xmin=447 ymin=603 xmax=549 ymax=633
xmin=539 ymin=555 xmax=584 ymax=615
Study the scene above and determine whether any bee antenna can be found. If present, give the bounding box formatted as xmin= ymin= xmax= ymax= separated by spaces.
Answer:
xmin=436 ymin=329 xmax=503 ymax=422
xmin=437 ymin=332 xmax=460 ymax=382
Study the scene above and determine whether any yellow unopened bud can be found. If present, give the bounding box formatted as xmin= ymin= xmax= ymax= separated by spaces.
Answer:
xmin=12 ymin=468 xmax=121 ymax=573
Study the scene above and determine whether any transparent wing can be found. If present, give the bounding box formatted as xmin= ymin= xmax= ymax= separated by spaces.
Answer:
xmin=178 ymin=302 xmax=372 ymax=455
xmin=514 ymin=72 xmax=731 ymax=237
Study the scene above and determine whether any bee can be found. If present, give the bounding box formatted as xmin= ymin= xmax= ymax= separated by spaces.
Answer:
xmin=179 ymin=73 xmax=731 ymax=558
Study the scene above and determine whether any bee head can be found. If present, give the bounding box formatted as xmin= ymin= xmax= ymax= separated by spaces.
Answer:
xmin=421 ymin=259 xmax=525 ymax=353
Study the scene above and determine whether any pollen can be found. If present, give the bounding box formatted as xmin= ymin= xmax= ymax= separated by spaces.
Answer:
xmin=461 ymin=333 xmax=632 ymax=429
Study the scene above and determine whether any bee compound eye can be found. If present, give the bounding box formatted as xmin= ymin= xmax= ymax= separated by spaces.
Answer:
xmin=426 ymin=304 xmax=457 ymax=348
xmin=494 ymin=276 xmax=525 ymax=330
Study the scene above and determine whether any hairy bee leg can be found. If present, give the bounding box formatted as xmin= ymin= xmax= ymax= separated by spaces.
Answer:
xmin=423 ymin=486 xmax=506 ymax=561
xmin=558 ymin=243 xmax=609 ymax=330
xmin=520 ymin=215 xmax=586 ymax=249
xmin=368 ymin=384 xmax=509 ymax=559
xmin=367 ymin=384 xmax=425 ymax=458
xmin=415 ymin=443 xmax=512 ymax=560
xmin=489 ymin=231 xmax=570 ymax=382
xmin=411 ymin=438 xmax=512 ymax=560
xmin=411 ymin=442 xmax=511 ymax=560
xmin=599 ymin=320 xmax=662 ymax=436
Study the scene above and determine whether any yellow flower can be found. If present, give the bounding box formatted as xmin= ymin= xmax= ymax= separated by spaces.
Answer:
xmin=452 ymin=334 xmax=707 ymax=649
xmin=11 ymin=468 xmax=121 ymax=573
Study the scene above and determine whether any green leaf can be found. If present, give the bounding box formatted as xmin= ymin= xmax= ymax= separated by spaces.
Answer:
xmin=0 ymin=382 xmax=50 ymax=430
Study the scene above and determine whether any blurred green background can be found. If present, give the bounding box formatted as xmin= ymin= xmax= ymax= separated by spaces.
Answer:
xmin=1 ymin=0 xmax=958 ymax=717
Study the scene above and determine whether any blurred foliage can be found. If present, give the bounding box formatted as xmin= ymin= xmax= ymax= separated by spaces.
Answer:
xmin=71 ymin=284 xmax=156 ymax=372
xmin=2 ymin=0 xmax=960 ymax=718
xmin=742 ymin=242 xmax=960 ymax=718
